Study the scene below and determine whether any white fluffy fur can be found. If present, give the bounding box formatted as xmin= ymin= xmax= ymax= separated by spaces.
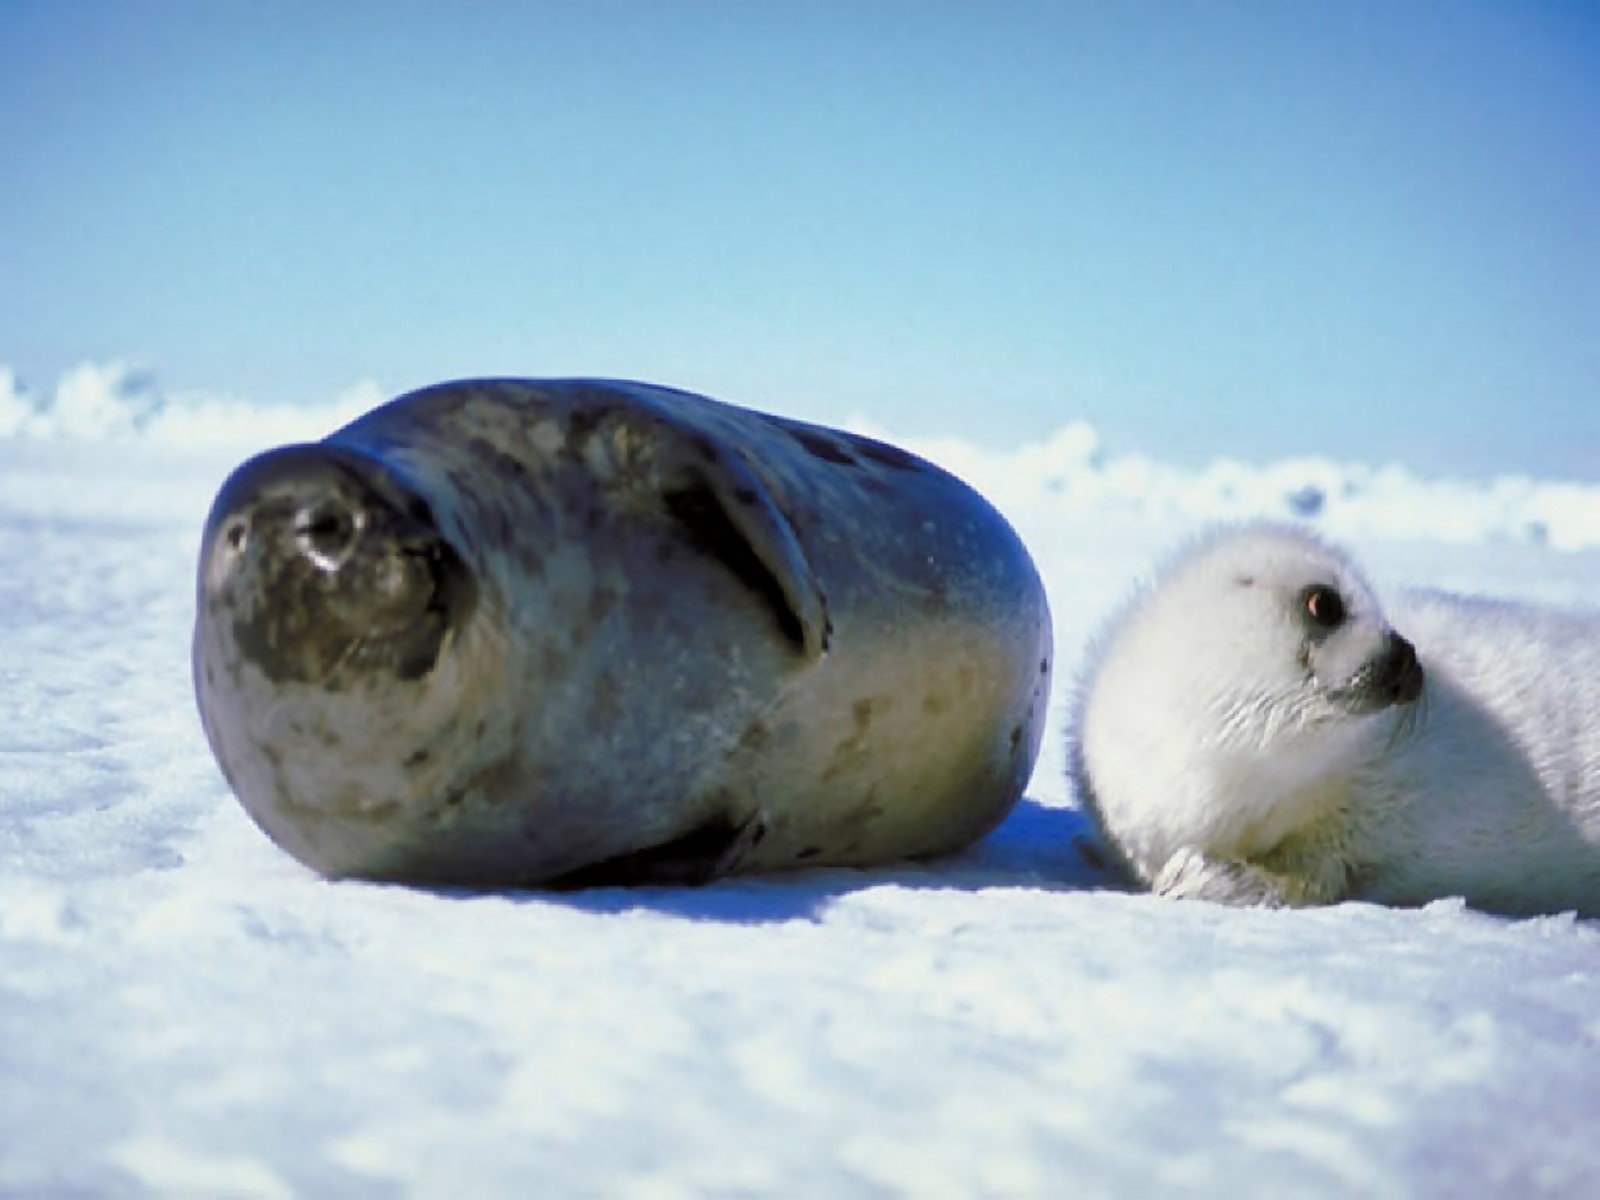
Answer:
xmin=1069 ymin=522 xmax=1600 ymax=915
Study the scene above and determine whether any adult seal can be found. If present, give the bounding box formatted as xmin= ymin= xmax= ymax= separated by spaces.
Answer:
xmin=194 ymin=378 xmax=1052 ymax=887
xmin=1069 ymin=522 xmax=1600 ymax=916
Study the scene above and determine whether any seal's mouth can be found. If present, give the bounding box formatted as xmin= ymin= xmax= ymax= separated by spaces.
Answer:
xmin=201 ymin=444 xmax=477 ymax=687
xmin=1328 ymin=631 xmax=1424 ymax=715
xmin=307 ymin=531 xmax=474 ymax=682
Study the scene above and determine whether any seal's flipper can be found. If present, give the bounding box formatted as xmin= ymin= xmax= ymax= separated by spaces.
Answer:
xmin=549 ymin=809 xmax=768 ymax=889
xmin=661 ymin=449 xmax=830 ymax=660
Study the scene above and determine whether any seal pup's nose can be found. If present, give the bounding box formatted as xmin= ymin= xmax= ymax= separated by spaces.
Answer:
xmin=1378 ymin=632 xmax=1423 ymax=705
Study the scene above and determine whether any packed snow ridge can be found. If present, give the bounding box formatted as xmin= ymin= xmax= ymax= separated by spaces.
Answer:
xmin=3 ymin=361 xmax=1596 ymax=551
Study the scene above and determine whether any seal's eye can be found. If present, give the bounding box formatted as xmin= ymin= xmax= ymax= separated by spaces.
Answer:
xmin=1303 ymin=584 xmax=1345 ymax=629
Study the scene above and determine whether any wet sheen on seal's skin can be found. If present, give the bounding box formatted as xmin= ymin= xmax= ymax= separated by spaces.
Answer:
xmin=194 ymin=378 xmax=1052 ymax=887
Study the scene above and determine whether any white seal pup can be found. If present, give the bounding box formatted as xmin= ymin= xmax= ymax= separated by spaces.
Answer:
xmin=1069 ymin=522 xmax=1600 ymax=916
xmin=195 ymin=378 xmax=1052 ymax=887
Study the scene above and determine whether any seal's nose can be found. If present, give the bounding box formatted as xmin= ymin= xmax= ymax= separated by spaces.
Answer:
xmin=293 ymin=493 xmax=363 ymax=572
xmin=204 ymin=444 xmax=399 ymax=567
xmin=1378 ymin=632 xmax=1424 ymax=705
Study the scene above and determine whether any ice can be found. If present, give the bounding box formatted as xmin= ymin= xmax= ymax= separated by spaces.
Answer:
xmin=2 ymin=364 xmax=1597 ymax=1196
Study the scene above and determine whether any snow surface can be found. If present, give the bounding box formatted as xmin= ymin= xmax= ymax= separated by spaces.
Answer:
xmin=2 ymin=366 xmax=1598 ymax=1197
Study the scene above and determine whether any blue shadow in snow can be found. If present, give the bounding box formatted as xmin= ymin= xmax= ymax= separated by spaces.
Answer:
xmin=462 ymin=798 xmax=1137 ymax=925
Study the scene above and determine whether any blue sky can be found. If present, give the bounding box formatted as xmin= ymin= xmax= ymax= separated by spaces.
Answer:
xmin=2 ymin=1 xmax=1596 ymax=477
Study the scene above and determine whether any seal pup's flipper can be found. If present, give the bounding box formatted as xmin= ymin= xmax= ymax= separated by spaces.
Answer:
xmin=659 ymin=441 xmax=831 ymax=660
xmin=549 ymin=809 xmax=768 ymax=889
xmin=1152 ymin=847 xmax=1346 ymax=908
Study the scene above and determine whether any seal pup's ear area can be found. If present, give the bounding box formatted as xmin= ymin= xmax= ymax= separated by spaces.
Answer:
xmin=659 ymin=441 xmax=831 ymax=660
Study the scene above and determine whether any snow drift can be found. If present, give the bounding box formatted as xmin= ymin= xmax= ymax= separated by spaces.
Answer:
xmin=4 ymin=361 xmax=1597 ymax=550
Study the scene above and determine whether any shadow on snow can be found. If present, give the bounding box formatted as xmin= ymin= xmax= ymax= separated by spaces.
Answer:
xmin=424 ymin=798 xmax=1133 ymax=925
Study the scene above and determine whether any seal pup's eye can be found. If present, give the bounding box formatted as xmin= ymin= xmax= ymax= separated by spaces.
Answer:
xmin=1303 ymin=584 xmax=1345 ymax=629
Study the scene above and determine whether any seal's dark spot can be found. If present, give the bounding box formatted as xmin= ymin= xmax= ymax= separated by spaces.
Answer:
xmin=733 ymin=487 xmax=759 ymax=506
xmin=539 ymin=642 xmax=570 ymax=678
xmin=855 ymin=438 xmax=922 ymax=472
xmin=791 ymin=429 xmax=857 ymax=466
xmin=690 ymin=435 xmax=720 ymax=463
xmin=588 ymin=586 xmax=620 ymax=624
xmin=404 ymin=748 xmax=432 ymax=769
xmin=922 ymin=694 xmax=949 ymax=715
xmin=797 ymin=846 xmax=823 ymax=860
xmin=1039 ymin=658 xmax=1049 ymax=676
xmin=664 ymin=484 xmax=807 ymax=652
xmin=590 ymin=672 xmax=621 ymax=726
xmin=469 ymin=436 xmax=518 ymax=474
xmin=484 ymin=506 xmax=512 ymax=547
xmin=516 ymin=541 xmax=545 ymax=577
xmin=1009 ymin=724 xmax=1025 ymax=753
xmin=564 ymin=403 xmax=612 ymax=443
xmin=824 ymin=698 xmax=878 ymax=781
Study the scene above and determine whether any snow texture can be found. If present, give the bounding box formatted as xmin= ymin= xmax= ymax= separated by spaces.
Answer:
xmin=2 ymin=365 xmax=1597 ymax=1197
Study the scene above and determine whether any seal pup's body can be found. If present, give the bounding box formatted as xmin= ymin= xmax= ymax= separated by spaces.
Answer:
xmin=1069 ymin=523 xmax=1600 ymax=916
xmin=195 ymin=379 xmax=1052 ymax=887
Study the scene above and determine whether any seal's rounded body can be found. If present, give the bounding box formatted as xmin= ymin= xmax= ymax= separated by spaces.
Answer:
xmin=1070 ymin=523 xmax=1600 ymax=916
xmin=195 ymin=379 xmax=1051 ymax=886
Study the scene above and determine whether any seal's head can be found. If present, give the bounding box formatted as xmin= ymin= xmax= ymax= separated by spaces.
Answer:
xmin=1073 ymin=522 xmax=1423 ymax=876
xmin=197 ymin=444 xmax=476 ymax=689
xmin=1144 ymin=523 xmax=1423 ymax=726
xmin=193 ymin=444 xmax=497 ymax=879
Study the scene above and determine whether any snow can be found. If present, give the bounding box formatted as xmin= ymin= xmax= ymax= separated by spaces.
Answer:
xmin=2 ymin=364 xmax=1598 ymax=1197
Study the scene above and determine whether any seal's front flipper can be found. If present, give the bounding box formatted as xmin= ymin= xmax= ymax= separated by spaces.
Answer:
xmin=550 ymin=809 xmax=768 ymax=890
xmin=659 ymin=443 xmax=831 ymax=660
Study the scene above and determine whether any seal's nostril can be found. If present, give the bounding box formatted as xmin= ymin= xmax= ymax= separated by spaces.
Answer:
xmin=295 ymin=497 xmax=361 ymax=570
